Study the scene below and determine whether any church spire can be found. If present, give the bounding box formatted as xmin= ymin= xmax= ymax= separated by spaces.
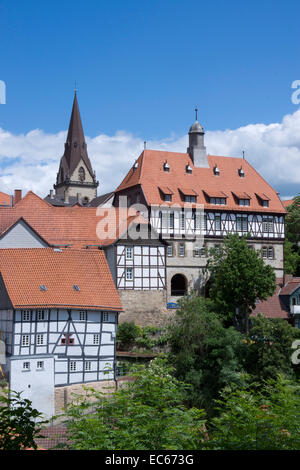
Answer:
xmin=52 ymin=92 xmax=99 ymax=205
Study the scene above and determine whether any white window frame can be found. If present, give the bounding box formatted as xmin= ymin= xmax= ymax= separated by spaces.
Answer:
xmin=22 ymin=335 xmax=30 ymax=346
xmin=36 ymin=361 xmax=44 ymax=370
xmin=22 ymin=310 xmax=30 ymax=321
xmin=85 ymin=361 xmax=92 ymax=371
xmin=167 ymin=244 xmax=173 ymax=257
xmin=79 ymin=310 xmax=87 ymax=321
xmin=36 ymin=334 xmax=44 ymax=346
xmin=126 ymin=267 xmax=133 ymax=281
xmin=125 ymin=247 xmax=133 ymax=260
xmin=93 ymin=334 xmax=100 ymax=345
xmin=22 ymin=361 xmax=30 ymax=371
xmin=37 ymin=310 xmax=45 ymax=321
xmin=103 ymin=312 xmax=109 ymax=322
xmin=70 ymin=361 xmax=77 ymax=372
xmin=179 ymin=243 xmax=185 ymax=257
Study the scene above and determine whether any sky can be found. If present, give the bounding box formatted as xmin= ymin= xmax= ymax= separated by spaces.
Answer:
xmin=0 ymin=0 xmax=300 ymax=199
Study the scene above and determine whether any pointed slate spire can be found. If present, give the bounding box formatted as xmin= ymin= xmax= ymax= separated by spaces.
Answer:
xmin=57 ymin=92 xmax=95 ymax=183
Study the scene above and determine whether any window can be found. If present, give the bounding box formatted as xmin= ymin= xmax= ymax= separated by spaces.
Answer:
xmin=186 ymin=165 xmax=192 ymax=174
xmin=36 ymin=334 xmax=44 ymax=346
xmin=237 ymin=215 xmax=248 ymax=232
xmin=61 ymin=334 xmax=74 ymax=345
xmin=103 ymin=312 xmax=109 ymax=322
xmin=79 ymin=310 xmax=86 ymax=321
xmin=126 ymin=268 xmax=133 ymax=281
xmin=179 ymin=243 xmax=185 ymax=257
xmin=70 ymin=361 xmax=76 ymax=372
xmin=167 ymin=244 xmax=173 ymax=257
xmin=263 ymin=216 xmax=274 ymax=233
xmin=238 ymin=168 xmax=245 ymax=177
xmin=85 ymin=361 xmax=92 ymax=371
xmin=22 ymin=310 xmax=30 ymax=321
xmin=202 ymin=214 xmax=207 ymax=231
xmin=23 ymin=362 xmax=30 ymax=370
xmin=22 ymin=335 xmax=29 ymax=346
xmin=210 ymin=197 xmax=226 ymax=205
xmin=184 ymin=195 xmax=196 ymax=203
xmin=37 ymin=361 xmax=44 ymax=370
xmin=201 ymin=245 xmax=207 ymax=258
xmin=263 ymin=200 xmax=269 ymax=207
xmin=164 ymin=194 xmax=172 ymax=202
xmin=39 ymin=285 xmax=47 ymax=291
xmin=214 ymin=166 xmax=220 ymax=176
xmin=163 ymin=162 xmax=170 ymax=172
xmin=37 ymin=310 xmax=44 ymax=321
xmin=180 ymin=212 xmax=185 ymax=230
xmin=93 ymin=334 xmax=100 ymax=345
xmin=239 ymin=199 xmax=250 ymax=206
xmin=126 ymin=247 xmax=133 ymax=260
xmin=194 ymin=246 xmax=200 ymax=257
xmin=168 ymin=212 xmax=174 ymax=230
xmin=78 ymin=167 xmax=85 ymax=182
xmin=215 ymin=215 xmax=221 ymax=231
xmin=262 ymin=246 xmax=274 ymax=259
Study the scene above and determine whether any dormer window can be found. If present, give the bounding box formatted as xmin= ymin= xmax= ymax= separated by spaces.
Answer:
xmin=133 ymin=161 xmax=138 ymax=172
xmin=186 ymin=164 xmax=192 ymax=174
xmin=184 ymin=195 xmax=196 ymax=203
xmin=214 ymin=166 xmax=220 ymax=176
xmin=239 ymin=199 xmax=250 ymax=206
xmin=163 ymin=162 xmax=170 ymax=172
xmin=159 ymin=186 xmax=173 ymax=202
xmin=164 ymin=194 xmax=172 ymax=202
xmin=256 ymin=193 xmax=270 ymax=207
xmin=238 ymin=168 xmax=245 ymax=178
xmin=210 ymin=197 xmax=226 ymax=205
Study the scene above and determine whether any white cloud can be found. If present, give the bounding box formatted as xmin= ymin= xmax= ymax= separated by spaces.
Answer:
xmin=0 ymin=109 xmax=300 ymax=199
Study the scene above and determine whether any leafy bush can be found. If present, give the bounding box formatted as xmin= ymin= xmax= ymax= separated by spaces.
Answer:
xmin=116 ymin=322 xmax=140 ymax=350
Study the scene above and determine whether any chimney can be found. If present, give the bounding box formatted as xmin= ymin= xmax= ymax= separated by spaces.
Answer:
xmin=64 ymin=191 xmax=69 ymax=204
xmin=14 ymin=189 xmax=22 ymax=205
xmin=49 ymin=189 xmax=54 ymax=199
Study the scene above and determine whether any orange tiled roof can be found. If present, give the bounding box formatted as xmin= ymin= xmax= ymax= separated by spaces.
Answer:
xmin=0 ymin=191 xmax=148 ymax=248
xmin=0 ymin=248 xmax=122 ymax=311
xmin=0 ymin=191 xmax=11 ymax=206
xmin=116 ymin=150 xmax=286 ymax=214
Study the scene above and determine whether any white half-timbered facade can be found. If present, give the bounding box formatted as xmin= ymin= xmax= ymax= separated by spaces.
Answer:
xmin=0 ymin=248 xmax=122 ymax=419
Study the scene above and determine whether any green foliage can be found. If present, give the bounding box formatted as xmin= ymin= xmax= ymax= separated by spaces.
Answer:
xmin=0 ymin=390 xmax=47 ymax=450
xmin=207 ymin=234 xmax=276 ymax=332
xmin=284 ymin=196 xmax=300 ymax=275
xmin=167 ymin=295 xmax=246 ymax=414
xmin=206 ymin=376 xmax=300 ymax=450
xmin=116 ymin=322 xmax=140 ymax=350
xmin=60 ymin=358 xmax=206 ymax=450
xmin=244 ymin=314 xmax=300 ymax=382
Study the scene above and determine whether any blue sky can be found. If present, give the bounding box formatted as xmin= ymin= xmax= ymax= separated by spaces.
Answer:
xmin=0 ymin=0 xmax=300 ymax=198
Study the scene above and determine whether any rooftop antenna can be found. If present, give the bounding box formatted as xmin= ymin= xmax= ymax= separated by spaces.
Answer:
xmin=195 ymin=106 xmax=198 ymax=121
xmin=242 ymin=150 xmax=245 ymax=159
xmin=144 ymin=141 xmax=147 ymax=150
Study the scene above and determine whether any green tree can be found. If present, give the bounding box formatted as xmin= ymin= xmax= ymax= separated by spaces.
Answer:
xmin=207 ymin=234 xmax=276 ymax=333
xmin=244 ymin=314 xmax=300 ymax=382
xmin=116 ymin=321 xmax=140 ymax=351
xmin=284 ymin=196 xmax=300 ymax=275
xmin=60 ymin=358 xmax=206 ymax=450
xmin=167 ymin=295 xmax=246 ymax=414
xmin=207 ymin=376 xmax=300 ymax=450
xmin=0 ymin=391 xmax=47 ymax=450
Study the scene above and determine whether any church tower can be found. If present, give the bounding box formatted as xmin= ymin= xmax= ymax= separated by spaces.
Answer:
xmin=51 ymin=92 xmax=99 ymax=205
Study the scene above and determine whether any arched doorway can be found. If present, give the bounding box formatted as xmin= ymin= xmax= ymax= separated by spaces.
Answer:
xmin=171 ymin=274 xmax=187 ymax=296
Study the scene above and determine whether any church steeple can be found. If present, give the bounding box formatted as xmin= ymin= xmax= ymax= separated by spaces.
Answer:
xmin=53 ymin=92 xmax=99 ymax=205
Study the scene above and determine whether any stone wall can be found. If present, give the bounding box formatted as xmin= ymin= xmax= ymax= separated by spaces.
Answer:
xmin=54 ymin=380 xmax=116 ymax=415
xmin=118 ymin=290 xmax=171 ymax=327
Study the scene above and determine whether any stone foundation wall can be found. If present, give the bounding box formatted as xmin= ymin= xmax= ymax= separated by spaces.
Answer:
xmin=54 ymin=380 xmax=116 ymax=415
xmin=118 ymin=290 xmax=171 ymax=327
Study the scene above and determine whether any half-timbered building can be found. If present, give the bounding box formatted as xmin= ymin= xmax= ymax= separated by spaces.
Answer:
xmin=114 ymin=116 xmax=287 ymax=301
xmin=0 ymin=248 xmax=122 ymax=418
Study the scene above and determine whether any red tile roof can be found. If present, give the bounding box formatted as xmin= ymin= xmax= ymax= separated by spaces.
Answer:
xmin=0 ymin=191 xmax=11 ymax=206
xmin=116 ymin=150 xmax=286 ymax=214
xmin=0 ymin=191 xmax=148 ymax=248
xmin=0 ymin=248 xmax=122 ymax=311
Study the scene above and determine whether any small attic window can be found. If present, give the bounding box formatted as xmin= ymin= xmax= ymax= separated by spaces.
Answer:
xmin=238 ymin=168 xmax=245 ymax=178
xmin=39 ymin=285 xmax=47 ymax=292
xmin=186 ymin=164 xmax=192 ymax=174
xmin=133 ymin=161 xmax=138 ymax=172
xmin=73 ymin=285 xmax=80 ymax=292
xmin=214 ymin=166 xmax=220 ymax=176
xmin=163 ymin=162 xmax=170 ymax=172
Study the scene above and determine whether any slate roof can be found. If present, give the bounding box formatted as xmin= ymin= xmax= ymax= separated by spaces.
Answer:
xmin=116 ymin=150 xmax=286 ymax=214
xmin=0 ymin=248 xmax=122 ymax=311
